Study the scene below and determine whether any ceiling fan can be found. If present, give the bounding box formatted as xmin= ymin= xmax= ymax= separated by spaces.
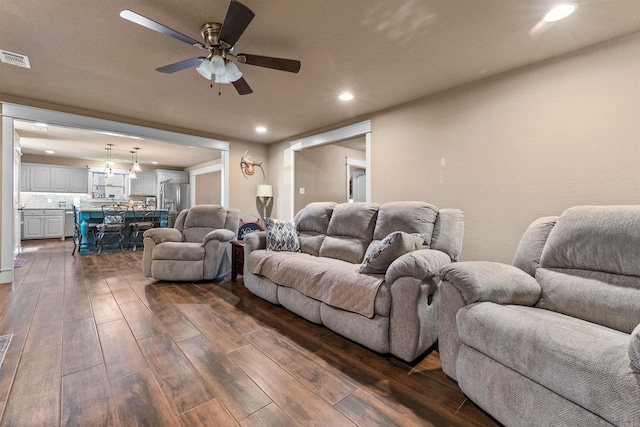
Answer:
xmin=120 ymin=0 xmax=301 ymax=95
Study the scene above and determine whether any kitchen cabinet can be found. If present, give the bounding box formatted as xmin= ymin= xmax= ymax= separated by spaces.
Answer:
xmin=29 ymin=165 xmax=51 ymax=192
xmin=21 ymin=164 xmax=88 ymax=193
xmin=22 ymin=209 xmax=65 ymax=239
xmin=155 ymin=169 xmax=189 ymax=184
xmin=20 ymin=165 xmax=29 ymax=192
xmin=23 ymin=215 xmax=43 ymax=239
xmin=50 ymin=167 xmax=89 ymax=193
xmin=69 ymin=169 xmax=89 ymax=193
xmin=130 ymin=172 xmax=157 ymax=196
xmin=50 ymin=167 xmax=71 ymax=192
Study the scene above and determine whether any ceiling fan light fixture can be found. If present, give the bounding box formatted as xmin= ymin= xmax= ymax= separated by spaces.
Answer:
xmin=210 ymin=55 xmax=227 ymax=75
xmin=196 ymin=59 xmax=214 ymax=79
xmin=225 ymin=62 xmax=243 ymax=82
xmin=214 ymin=73 xmax=230 ymax=84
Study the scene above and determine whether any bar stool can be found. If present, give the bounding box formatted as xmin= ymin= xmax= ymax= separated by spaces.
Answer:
xmin=96 ymin=205 xmax=128 ymax=254
xmin=128 ymin=207 xmax=156 ymax=251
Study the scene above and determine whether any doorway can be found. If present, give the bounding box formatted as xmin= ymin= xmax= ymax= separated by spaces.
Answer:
xmin=1 ymin=102 xmax=230 ymax=283
xmin=284 ymin=120 xmax=372 ymax=219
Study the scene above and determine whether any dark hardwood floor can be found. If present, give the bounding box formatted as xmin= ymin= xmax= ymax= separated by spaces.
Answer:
xmin=0 ymin=239 xmax=500 ymax=426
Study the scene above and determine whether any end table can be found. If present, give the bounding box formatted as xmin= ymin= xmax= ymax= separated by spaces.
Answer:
xmin=231 ymin=240 xmax=245 ymax=281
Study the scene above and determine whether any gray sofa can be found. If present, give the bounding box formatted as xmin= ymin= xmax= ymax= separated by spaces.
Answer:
xmin=142 ymin=205 xmax=240 ymax=281
xmin=438 ymin=206 xmax=640 ymax=426
xmin=243 ymin=201 xmax=464 ymax=362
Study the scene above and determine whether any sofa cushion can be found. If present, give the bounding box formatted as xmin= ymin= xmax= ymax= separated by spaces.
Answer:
xmin=183 ymin=205 xmax=228 ymax=242
xmin=296 ymin=202 xmax=336 ymax=234
xmin=265 ymin=218 xmax=300 ymax=252
xmin=540 ymin=205 xmax=640 ymax=277
xmin=152 ymin=242 xmax=204 ymax=261
xmin=373 ymin=201 xmax=438 ymax=245
xmin=296 ymin=202 xmax=336 ymax=256
xmin=360 ymin=231 xmax=423 ymax=274
xmin=536 ymin=268 xmax=640 ymax=334
xmin=247 ymin=250 xmax=385 ymax=317
xmin=630 ymin=323 xmax=640 ymax=372
xmin=319 ymin=203 xmax=379 ymax=263
xmin=457 ymin=303 xmax=640 ymax=427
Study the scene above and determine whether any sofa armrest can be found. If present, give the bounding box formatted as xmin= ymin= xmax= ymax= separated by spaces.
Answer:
xmin=244 ymin=232 xmax=267 ymax=252
xmin=385 ymin=249 xmax=452 ymax=284
xmin=203 ymin=229 xmax=236 ymax=245
xmin=630 ymin=323 xmax=640 ymax=372
xmin=439 ymin=261 xmax=541 ymax=306
xmin=143 ymin=228 xmax=183 ymax=244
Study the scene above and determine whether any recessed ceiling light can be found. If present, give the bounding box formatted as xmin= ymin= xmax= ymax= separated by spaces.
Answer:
xmin=151 ymin=161 xmax=158 ymax=164
xmin=339 ymin=92 xmax=354 ymax=101
xmin=543 ymin=3 xmax=577 ymax=22
xmin=45 ymin=150 xmax=55 ymax=154
xmin=256 ymin=126 xmax=267 ymax=133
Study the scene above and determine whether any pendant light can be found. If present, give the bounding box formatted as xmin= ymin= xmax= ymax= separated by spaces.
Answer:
xmin=129 ymin=151 xmax=137 ymax=179
xmin=132 ymin=147 xmax=142 ymax=172
xmin=105 ymin=144 xmax=114 ymax=178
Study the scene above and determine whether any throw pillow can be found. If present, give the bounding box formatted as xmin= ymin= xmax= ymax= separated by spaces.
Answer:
xmin=265 ymin=217 xmax=301 ymax=252
xmin=630 ymin=323 xmax=640 ymax=372
xmin=360 ymin=231 xmax=423 ymax=274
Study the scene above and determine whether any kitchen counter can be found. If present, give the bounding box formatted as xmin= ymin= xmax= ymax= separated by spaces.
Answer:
xmin=20 ymin=207 xmax=67 ymax=210
xmin=78 ymin=208 xmax=167 ymax=213
xmin=76 ymin=208 xmax=168 ymax=256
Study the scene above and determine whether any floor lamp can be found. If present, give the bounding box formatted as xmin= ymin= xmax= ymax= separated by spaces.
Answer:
xmin=256 ymin=185 xmax=274 ymax=225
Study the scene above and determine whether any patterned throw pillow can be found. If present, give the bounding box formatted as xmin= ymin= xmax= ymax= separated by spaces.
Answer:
xmin=265 ymin=217 xmax=301 ymax=252
xmin=630 ymin=323 xmax=640 ymax=372
xmin=360 ymin=231 xmax=423 ymax=274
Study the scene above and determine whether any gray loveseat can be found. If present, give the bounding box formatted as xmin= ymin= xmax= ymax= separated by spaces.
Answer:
xmin=438 ymin=205 xmax=640 ymax=426
xmin=142 ymin=205 xmax=240 ymax=281
xmin=243 ymin=201 xmax=464 ymax=362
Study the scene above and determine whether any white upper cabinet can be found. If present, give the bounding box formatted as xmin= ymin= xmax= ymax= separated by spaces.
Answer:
xmin=22 ymin=164 xmax=88 ymax=193
xmin=29 ymin=165 xmax=51 ymax=192
xmin=130 ymin=172 xmax=157 ymax=196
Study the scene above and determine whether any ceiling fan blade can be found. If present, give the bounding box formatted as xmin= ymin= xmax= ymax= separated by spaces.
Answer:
xmin=219 ymin=1 xmax=255 ymax=48
xmin=236 ymin=53 xmax=301 ymax=73
xmin=232 ymin=77 xmax=253 ymax=95
xmin=156 ymin=57 xmax=202 ymax=73
xmin=120 ymin=10 xmax=203 ymax=48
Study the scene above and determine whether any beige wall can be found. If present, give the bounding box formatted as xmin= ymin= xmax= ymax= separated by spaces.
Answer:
xmin=294 ymin=143 xmax=365 ymax=212
xmin=195 ymin=171 xmax=221 ymax=205
xmin=269 ymin=33 xmax=640 ymax=263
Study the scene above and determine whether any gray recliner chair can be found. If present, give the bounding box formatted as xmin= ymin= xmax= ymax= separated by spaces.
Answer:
xmin=142 ymin=205 xmax=240 ymax=281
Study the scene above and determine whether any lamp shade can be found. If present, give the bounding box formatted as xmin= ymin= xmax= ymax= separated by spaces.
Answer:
xmin=210 ymin=55 xmax=227 ymax=75
xmin=256 ymin=184 xmax=273 ymax=198
xmin=225 ymin=62 xmax=243 ymax=82
xmin=196 ymin=60 xmax=213 ymax=79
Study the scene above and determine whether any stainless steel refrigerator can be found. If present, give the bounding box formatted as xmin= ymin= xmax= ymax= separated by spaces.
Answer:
xmin=160 ymin=181 xmax=190 ymax=227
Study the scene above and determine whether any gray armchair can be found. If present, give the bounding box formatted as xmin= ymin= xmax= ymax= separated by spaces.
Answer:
xmin=142 ymin=205 xmax=240 ymax=281
xmin=438 ymin=206 xmax=640 ymax=426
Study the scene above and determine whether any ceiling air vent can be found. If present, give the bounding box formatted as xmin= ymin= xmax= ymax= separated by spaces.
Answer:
xmin=0 ymin=50 xmax=31 ymax=69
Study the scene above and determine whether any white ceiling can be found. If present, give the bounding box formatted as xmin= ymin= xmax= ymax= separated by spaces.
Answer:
xmin=1 ymin=1 xmax=640 ymax=146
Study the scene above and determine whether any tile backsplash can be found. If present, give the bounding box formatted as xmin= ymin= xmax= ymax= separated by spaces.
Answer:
xmin=20 ymin=192 xmax=90 ymax=209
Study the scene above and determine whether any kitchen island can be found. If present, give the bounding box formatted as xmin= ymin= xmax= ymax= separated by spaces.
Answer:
xmin=77 ymin=207 xmax=168 ymax=255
